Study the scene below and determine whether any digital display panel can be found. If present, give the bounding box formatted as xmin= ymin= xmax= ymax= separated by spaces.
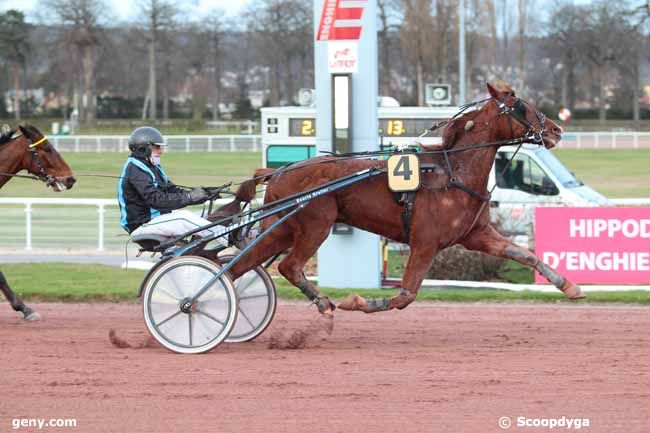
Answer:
xmin=378 ymin=119 xmax=440 ymax=137
xmin=289 ymin=118 xmax=316 ymax=137
xmin=288 ymin=118 xmax=442 ymax=137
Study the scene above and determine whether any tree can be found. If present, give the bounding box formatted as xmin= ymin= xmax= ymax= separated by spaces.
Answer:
xmin=39 ymin=0 xmax=107 ymax=124
xmin=247 ymin=0 xmax=312 ymax=106
xmin=580 ymin=2 xmax=630 ymax=123
xmin=204 ymin=11 xmax=226 ymax=121
xmin=0 ymin=10 xmax=30 ymax=120
xmin=137 ymin=0 xmax=179 ymax=120
xmin=378 ymin=0 xmax=400 ymax=96
xmin=400 ymin=0 xmax=434 ymax=105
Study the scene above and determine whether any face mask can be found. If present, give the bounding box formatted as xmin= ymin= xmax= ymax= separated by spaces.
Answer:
xmin=150 ymin=155 xmax=161 ymax=165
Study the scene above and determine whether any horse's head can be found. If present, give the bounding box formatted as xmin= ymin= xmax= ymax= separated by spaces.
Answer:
xmin=16 ymin=124 xmax=76 ymax=191
xmin=485 ymin=81 xmax=563 ymax=149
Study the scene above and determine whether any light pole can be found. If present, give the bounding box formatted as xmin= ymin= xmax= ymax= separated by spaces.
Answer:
xmin=459 ymin=0 xmax=466 ymax=105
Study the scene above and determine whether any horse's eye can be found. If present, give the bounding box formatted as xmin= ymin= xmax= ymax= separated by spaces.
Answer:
xmin=513 ymin=100 xmax=527 ymax=117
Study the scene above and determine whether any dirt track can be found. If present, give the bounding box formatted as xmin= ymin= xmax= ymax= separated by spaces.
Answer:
xmin=1 ymin=301 xmax=650 ymax=433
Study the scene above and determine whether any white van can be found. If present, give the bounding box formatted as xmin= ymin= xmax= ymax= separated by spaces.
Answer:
xmin=489 ymin=144 xmax=612 ymax=246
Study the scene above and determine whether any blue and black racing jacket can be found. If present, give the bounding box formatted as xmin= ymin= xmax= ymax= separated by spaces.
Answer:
xmin=117 ymin=156 xmax=190 ymax=233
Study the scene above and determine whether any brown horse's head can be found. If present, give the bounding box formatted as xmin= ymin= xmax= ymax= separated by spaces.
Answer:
xmin=484 ymin=81 xmax=563 ymax=149
xmin=16 ymin=124 xmax=76 ymax=191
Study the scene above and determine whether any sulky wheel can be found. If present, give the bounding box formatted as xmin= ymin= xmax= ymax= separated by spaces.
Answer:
xmin=219 ymin=255 xmax=277 ymax=343
xmin=142 ymin=256 xmax=238 ymax=354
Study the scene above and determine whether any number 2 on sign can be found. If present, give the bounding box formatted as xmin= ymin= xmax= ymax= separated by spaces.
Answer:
xmin=387 ymin=154 xmax=420 ymax=192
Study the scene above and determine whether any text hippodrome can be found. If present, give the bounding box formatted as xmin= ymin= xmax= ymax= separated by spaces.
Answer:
xmin=569 ymin=218 xmax=650 ymax=238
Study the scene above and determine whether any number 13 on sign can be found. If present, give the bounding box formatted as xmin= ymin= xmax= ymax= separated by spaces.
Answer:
xmin=387 ymin=154 xmax=420 ymax=192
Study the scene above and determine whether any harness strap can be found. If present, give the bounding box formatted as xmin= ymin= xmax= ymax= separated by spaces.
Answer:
xmin=398 ymin=191 xmax=416 ymax=242
xmin=448 ymin=181 xmax=491 ymax=202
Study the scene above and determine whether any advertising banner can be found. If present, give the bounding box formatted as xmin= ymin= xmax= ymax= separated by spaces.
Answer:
xmin=535 ymin=207 xmax=650 ymax=284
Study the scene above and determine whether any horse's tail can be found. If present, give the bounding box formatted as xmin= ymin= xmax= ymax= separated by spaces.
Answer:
xmin=208 ymin=168 xmax=276 ymax=223
xmin=235 ymin=168 xmax=276 ymax=202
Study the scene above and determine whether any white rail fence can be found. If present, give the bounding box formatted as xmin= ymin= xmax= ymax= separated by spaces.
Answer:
xmin=0 ymin=198 xmax=231 ymax=251
xmin=48 ymin=135 xmax=262 ymax=153
xmin=0 ymin=197 xmax=647 ymax=252
xmin=556 ymin=132 xmax=650 ymax=149
xmin=45 ymin=132 xmax=650 ymax=152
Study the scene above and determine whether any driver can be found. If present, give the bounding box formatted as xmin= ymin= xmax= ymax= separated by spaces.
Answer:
xmin=117 ymin=126 xmax=226 ymax=244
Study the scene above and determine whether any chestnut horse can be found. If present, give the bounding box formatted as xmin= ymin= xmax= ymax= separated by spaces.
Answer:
xmin=224 ymin=82 xmax=583 ymax=316
xmin=0 ymin=124 xmax=76 ymax=320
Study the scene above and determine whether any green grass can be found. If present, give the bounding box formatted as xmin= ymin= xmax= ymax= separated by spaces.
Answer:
xmin=0 ymin=152 xmax=263 ymax=198
xmin=2 ymin=149 xmax=647 ymax=199
xmin=554 ymin=149 xmax=650 ymax=198
xmin=2 ymin=263 xmax=649 ymax=305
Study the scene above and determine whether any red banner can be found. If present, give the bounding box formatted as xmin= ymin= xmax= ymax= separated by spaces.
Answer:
xmin=317 ymin=0 xmax=365 ymax=41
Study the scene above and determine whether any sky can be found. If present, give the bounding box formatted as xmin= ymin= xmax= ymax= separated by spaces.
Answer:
xmin=1 ymin=0 xmax=253 ymax=21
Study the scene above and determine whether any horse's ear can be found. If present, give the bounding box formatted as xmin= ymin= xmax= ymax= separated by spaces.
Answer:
xmin=486 ymin=82 xmax=501 ymax=100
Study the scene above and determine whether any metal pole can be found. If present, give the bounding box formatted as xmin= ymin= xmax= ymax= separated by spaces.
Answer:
xmin=459 ymin=0 xmax=466 ymax=105
xmin=25 ymin=203 xmax=32 ymax=250
xmin=98 ymin=204 xmax=105 ymax=251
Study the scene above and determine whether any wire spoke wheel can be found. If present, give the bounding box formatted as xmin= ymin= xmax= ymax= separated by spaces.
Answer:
xmin=220 ymin=255 xmax=277 ymax=343
xmin=142 ymin=256 xmax=238 ymax=354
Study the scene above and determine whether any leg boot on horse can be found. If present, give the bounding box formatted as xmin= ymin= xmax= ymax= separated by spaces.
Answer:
xmin=0 ymin=271 xmax=40 ymax=321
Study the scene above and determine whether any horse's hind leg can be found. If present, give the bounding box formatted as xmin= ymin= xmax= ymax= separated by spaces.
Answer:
xmin=0 ymin=271 xmax=40 ymax=321
xmin=461 ymin=224 xmax=585 ymax=299
xmin=338 ymin=244 xmax=438 ymax=313
xmin=277 ymin=199 xmax=338 ymax=315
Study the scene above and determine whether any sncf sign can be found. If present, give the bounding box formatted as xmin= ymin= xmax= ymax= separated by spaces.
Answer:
xmin=317 ymin=0 xmax=366 ymax=41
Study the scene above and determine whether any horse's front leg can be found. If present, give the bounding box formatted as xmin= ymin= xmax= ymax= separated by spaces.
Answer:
xmin=338 ymin=244 xmax=437 ymax=313
xmin=0 ymin=271 xmax=40 ymax=321
xmin=461 ymin=224 xmax=585 ymax=299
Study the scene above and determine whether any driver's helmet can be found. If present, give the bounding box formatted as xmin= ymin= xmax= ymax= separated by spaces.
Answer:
xmin=128 ymin=126 xmax=167 ymax=159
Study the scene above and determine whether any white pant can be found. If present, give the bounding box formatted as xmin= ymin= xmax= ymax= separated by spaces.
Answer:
xmin=131 ymin=210 xmax=229 ymax=246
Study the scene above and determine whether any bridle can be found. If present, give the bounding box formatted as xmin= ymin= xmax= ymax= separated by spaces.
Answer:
xmin=0 ymin=132 xmax=58 ymax=187
xmin=493 ymin=94 xmax=547 ymax=147
xmin=27 ymin=135 xmax=59 ymax=187
xmin=426 ymin=93 xmax=550 ymax=247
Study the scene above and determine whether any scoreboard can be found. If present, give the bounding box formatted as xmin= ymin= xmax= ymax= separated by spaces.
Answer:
xmin=261 ymin=106 xmax=459 ymax=167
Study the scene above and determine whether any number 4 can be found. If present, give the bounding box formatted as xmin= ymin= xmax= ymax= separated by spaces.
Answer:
xmin=393 ymin=156 xmax=412 ymax=180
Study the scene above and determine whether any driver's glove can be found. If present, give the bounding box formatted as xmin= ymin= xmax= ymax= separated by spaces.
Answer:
xmin=187 ymin=187 xmax=209 ymax=204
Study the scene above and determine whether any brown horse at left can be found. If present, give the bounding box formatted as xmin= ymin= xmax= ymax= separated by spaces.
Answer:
xmin=0 ymin=124 xmax=76 ymax=320
xmin=217 ymin=82 xmax=583 ymax=319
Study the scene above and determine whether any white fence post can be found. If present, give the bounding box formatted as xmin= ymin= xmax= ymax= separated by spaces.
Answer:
xmin=98 ymin=204 xmax=105 ymax=251
xmin=185 ymin=137 xmax=190 ymax=153
xmin=230 ymin=136 xmax=235 ymax=152
xmin=25 ymin=202 xmax=32 ymax=250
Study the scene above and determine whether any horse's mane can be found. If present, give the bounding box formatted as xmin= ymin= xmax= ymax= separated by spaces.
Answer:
xmin=442 ymin=106 xmax=486 ymax=150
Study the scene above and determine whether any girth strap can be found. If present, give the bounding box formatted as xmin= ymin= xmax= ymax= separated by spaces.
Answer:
xmin=398 ymin=191 xmax=416 ymax=242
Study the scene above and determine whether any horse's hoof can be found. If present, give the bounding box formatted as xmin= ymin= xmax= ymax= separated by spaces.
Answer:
xmin=562 ymin=282 xmax=586 ymax=300
xmin=24 ymin=311 xmax=41 ymax=321
xmin=337 ymin=294 xmax=367 ymax=311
